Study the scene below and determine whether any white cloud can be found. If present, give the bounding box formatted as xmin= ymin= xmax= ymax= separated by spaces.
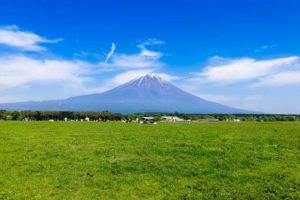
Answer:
xmin=0 ymin=54 xmax=91 ymax=91
xmin=254 ymin=71 xmax=300 ymax=87
xmin=0 ymin=35 xmax=170 ymax=102
xmin=100 ymin=48 xmax=164 ymax=70
xmin=254 ymin=44 xmax=277 ymax=52
xmin=192 ymin=56 xmax=300 ymax=85
xmin=138 ymin=38 xmax=165 ymax=48
xmin=140 ymin=48 xmax=162 ymax=58
xmin=0 ymin=25 xmax=62 ymax=51
xmin=138 ymin=38 xmax=164 ymax=58
xmin=107 ymin=52 xmax=164 ymax=69
xmin=105 ymin=42 xmax=116 ymax=62
xmin=99 ymin=39 xmax=165 ymax=70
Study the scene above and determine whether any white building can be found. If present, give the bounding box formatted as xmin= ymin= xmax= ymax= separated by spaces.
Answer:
xmin=161 ymin=116 xmax=185 ymax=122
xmin=138 ymin=117 xmax=155 ymax=123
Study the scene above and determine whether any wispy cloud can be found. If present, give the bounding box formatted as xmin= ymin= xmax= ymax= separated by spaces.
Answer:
xmin=0 ymin=25 xmax=62 ymax=51
xmin=254 ymin=44 xmax=277 ymax=52
xmin=138 ymin=38 xmax=165 ymax=48
xmin=138 ymin=38 xmax=164 ymax=58
xmin=100 ymin=39 xmax=164 ymax=69
xmin=140 ymin=48 xmax=162 ymax=58
xmin=0 ymin=29 xmax=172 ymax=102
xmin=105 ymin=42 xmax=116 ymax=62
xmin=191 ymin=56 xmax=300 ymax=86
xmin=104 ymin=52 xmax=164 ymax=69
xmin=180 ymin=56 xmax=300 ymax=113
xmin=254 ymin=71 xmax=300 ymax=87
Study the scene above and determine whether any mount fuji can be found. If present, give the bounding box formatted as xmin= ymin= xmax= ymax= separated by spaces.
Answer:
xmin=0 ymin=74 xmax=251 ymax=113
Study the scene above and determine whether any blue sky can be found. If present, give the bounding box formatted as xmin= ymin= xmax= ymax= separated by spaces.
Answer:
xmin=0 ymin=0 xmax=300 ymax=113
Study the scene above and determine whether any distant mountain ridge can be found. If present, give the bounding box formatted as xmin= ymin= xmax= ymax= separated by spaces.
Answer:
xmin=0 ymin=74 xmax=253 ymax=113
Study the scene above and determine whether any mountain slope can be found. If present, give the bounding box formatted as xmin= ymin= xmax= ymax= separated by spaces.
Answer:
xmin=0 ymin=74 xmax=252 ymax=113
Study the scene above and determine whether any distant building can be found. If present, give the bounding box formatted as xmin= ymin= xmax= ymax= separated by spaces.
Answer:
xmin=161 ymin=116 xmax=185 ymax=122
xmin=139 ymin=117 xmax=155 ymax=123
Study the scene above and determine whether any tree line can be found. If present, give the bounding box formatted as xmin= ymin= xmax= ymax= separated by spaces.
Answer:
xmin=126 ymin=112 xmax=300 ymax=122
xmin=0 ymin=110 xmax=122 ymax=121
xmin=0 ymin=110 xmax=299 ymax=122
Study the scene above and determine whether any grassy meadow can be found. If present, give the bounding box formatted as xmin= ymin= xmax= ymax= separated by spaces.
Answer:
xmin=0 ymin=121 xmax=299 ymax=199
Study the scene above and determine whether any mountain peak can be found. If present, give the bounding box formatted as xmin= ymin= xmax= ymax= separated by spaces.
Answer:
xmin=0 ymin=72 xmax=252 ymax=114
xmin=138 ymin=73 xmax=164 ymax=81
xmin=124 ymin=73 xmax=168 ymax=88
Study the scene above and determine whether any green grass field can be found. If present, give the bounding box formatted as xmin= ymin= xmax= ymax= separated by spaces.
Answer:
xmin=0 ymin=122 xmax=299 ymax=199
